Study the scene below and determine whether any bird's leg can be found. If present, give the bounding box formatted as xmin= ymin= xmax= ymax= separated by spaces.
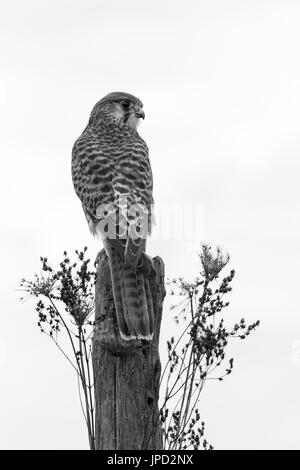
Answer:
xmin=94 ymin=239 xmax=126 ymax=267
xmin=137 ymin=253 xmax=157 ymax=279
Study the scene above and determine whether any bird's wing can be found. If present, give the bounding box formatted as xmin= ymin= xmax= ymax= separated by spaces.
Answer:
xmin=72 ymin=132 xmax=115 ymax=234
xmin=72 ymin=132 xmax=153 ymax=267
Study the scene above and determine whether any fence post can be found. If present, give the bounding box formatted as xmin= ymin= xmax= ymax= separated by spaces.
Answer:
xmin=93 ymin=250 xmax=165 ymax=450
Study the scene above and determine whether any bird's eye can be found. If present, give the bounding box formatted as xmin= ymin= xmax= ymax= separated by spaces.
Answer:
xmin=121 ymin=100 xmax=130 ymax=110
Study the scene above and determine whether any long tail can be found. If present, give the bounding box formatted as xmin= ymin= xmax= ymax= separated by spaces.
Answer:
xmin=104 ymin=242 xmax=154 ymax=341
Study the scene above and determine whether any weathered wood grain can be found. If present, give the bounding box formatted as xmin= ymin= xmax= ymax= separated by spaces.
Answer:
xmin=93 ymin=250 xmax=165 ymax=450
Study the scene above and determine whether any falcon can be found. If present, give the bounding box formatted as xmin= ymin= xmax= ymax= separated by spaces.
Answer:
xmin=72 ymin=92 xmax=155 ymax=340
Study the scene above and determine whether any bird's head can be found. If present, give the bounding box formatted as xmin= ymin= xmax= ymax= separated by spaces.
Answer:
xmin=88 ymin=92 xmax=145 ymax=130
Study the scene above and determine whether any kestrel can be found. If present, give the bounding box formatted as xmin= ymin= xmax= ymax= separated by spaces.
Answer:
xmin=72 ymin=92 xmax=155 ymax=340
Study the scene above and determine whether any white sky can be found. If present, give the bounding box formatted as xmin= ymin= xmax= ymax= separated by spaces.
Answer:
xmin=0 ymin=0 xmax=300 ymax=450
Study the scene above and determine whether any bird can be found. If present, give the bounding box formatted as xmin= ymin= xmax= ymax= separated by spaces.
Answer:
xmin=72 ymin=92 xmax=155 ymax=341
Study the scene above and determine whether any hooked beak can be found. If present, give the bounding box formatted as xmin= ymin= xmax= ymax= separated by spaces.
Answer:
xmin=135 ymin=109 xmax=145 ymax=119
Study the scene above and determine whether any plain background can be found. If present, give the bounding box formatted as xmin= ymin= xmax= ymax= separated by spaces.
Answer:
xmin=0 ymin=0 xmax=299 ymax=449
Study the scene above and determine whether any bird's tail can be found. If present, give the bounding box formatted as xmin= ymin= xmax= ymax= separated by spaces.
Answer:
xmin=105 ymin=243 xmax=154 ymax=341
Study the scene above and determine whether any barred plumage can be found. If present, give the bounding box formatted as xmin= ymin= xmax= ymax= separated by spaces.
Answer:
xmin=72 ymin=92 xmax=155 ymax=340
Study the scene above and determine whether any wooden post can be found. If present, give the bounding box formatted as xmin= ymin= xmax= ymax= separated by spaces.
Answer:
xmin=93 ymin=250 xmax=165 ymax=450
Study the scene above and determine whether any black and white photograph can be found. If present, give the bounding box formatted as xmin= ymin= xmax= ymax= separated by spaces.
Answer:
xmin=0 ymin=0 xmax=299 ymax=454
